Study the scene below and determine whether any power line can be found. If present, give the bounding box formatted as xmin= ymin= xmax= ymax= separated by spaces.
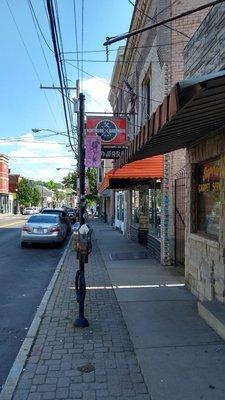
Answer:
xmin=27 ymin=0 xmax=54 ymax=53
xmin=127 ymin=0 xmax=190 ymax=39
xmin=65 ymin=58 xmax=184 ymax=63
xmin=104 ymin=0 xmax=224 ymax=46
xmin=9 ymin=155 xmax=74 ymax=159
xmin=46 ymin=0 xmax=76 ymax=156
xmin=63 ymin=41 xmax=187 ymax=54
xmin=5 ymin=0 xmax=59 ymax=127
xmin=54 ymin=0 xmax=77 ymax=154
xmin=0 ymin=138 xmax=67 ymax=144
xmin=27 ymin=0 xmax=65 ymax=126
xmin=66 ymin=61 xmax=162 ymax=103
xmin=81 ymin=0 xmax=85 ymax=90
xmin=73 ymin=0 xmax=80 ymax=81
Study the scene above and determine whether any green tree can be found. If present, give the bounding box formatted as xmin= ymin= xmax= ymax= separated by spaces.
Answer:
xmin=86 ymin=168 xmax=97 ymax=205
xmin=31 ymin=188 xmax=41 ymax=206
xmin=47 ymin=180 xmax=57 ymax=190
xmin=62 ymin=171 xmax=77 ymax=191
xmin=17 ymin=178 xmax=32 ymax=207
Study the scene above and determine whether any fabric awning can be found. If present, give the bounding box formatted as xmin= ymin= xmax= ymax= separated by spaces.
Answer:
xmin=98 ymin=155 xmax=163 ymax=193
xmin=116 ymin=70 xmax=225 ymax=168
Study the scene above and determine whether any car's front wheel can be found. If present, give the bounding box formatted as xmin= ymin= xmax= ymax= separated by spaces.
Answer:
xmin=21 ymin=242 xmax=27 ymax=248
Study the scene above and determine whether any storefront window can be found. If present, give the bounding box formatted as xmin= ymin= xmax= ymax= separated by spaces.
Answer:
xmin=149 ymin=187 xmax=161 ymax=238
xmin=131 ymin=190 xmax=139 ymax=225
xmin=195 ymin=158 xmax=220 ymax=239
xmin=116 ymin=192 xmax=124 ymax=222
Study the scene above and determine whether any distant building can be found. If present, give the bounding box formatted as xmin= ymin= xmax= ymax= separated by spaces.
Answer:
xmin=9 ymin=174 xmax=22 ymax=214
xmin=0 ymin=154 xmax=9 ymax=213
xmin=35 ymin=185 xmax=55 ymax=208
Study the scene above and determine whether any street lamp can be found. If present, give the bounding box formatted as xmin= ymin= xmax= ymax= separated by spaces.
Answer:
xmin=32 ymin=128 xmax=68 ymax=137
xmin=56 ymin=167 xmax=75 ymax=171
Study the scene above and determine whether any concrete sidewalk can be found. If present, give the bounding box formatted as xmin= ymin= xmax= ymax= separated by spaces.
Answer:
xmin=2 ymin=218 xmax=225 ymax=400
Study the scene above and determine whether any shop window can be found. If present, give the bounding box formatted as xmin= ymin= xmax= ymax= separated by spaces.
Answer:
xmin=142 ymin=68 xmax=151 ymax=123
xmin=193 ymin=158 xmax=220 ymax=239
xmin=149 ymin=186 xmax=161 ymax=238
xmin=116 ymin=192 xmax=124 ymax=222
xmin=131 ymin=190 xmax=139 ymax=225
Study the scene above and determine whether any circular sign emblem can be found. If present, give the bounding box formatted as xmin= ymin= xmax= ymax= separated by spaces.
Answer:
xmin=96 ymin=120 xmax=117 ymax=142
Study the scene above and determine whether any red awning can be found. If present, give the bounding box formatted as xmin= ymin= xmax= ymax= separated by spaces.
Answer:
xmin=98 ymin=155 xmax=163 ymax=193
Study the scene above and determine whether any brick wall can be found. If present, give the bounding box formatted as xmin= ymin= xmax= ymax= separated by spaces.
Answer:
xmin=161 ymin=0 xmax=211 ymax=264
xmin=0 ymin=157 xmax=9 ymax=194
xmin=184 ymin=3 xmax=225 ymax=78
xmin=108 ymin=0 xmax=212 ymax=264
xmin=183 ymin=2 xmax=225 ymax=301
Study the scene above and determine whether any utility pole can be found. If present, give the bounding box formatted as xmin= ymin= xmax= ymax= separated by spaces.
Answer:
xmin=74 ymin=92 xmax=89 ymax=327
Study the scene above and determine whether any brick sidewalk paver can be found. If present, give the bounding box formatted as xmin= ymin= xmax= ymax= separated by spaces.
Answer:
xmin=13 ymin=235 xmax=151 ymax=400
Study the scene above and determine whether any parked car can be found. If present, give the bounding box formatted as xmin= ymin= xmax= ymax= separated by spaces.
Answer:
xmin=40 ymin=208 xmax=71 ymax=235
xmin=22 ymin=207 xmax=35 ymax=215
xmin=20 ymin=213 xmax=67 ymax=247
xmin=67 ymin=208 xmax=77 ymax=223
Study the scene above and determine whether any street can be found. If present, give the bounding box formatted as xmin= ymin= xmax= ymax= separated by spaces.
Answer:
xmin=0 ymin=216 xmax=67 ymax=389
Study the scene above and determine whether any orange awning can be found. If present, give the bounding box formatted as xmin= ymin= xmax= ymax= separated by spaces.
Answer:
xmin=98 ymin=155 xmax=163 ymax=193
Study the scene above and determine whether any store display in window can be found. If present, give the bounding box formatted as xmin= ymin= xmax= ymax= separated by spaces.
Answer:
xmin=195 ymin=158 xmax=220 ymax=239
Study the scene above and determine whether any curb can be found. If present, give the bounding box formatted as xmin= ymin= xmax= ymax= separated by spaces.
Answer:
xmin=0 ymin=235 xmax=73 ymax=400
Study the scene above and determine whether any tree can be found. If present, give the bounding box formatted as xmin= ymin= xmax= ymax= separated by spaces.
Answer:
xmin=47 ymin=180 xmax=57 ymax=190
xmin=85 ymin=168 xmax=97 ymax=205
xmin=17 ymin=178 xmax=32 ymax=207
xmin=62 ymin=171 xmax=77 ymax=191
xmin=31 ymin=188 xmax=41 ymax=206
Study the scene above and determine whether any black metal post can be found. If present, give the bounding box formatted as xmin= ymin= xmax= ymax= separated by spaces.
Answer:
xmin=74 ymin=93 xmax=89 ymax=328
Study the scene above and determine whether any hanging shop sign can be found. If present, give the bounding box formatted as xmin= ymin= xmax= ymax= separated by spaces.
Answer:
xmin=85 ymin=135 xmax=102 ymax=168
xmin=86 ymin=116 xmax=127 ymax=145
xmin=101 ymin=147 xmax=126 ymax=159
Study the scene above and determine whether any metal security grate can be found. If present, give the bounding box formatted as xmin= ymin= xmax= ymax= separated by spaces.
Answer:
xmin=110 ymin=252 xmax=150 ymax=261
xmin=174 ymin=170 xmax=185 ymax=265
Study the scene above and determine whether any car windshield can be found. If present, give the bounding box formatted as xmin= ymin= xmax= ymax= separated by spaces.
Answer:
xmin=42 ymin=209 xmax=62 ymax=215
xmin=28 ymin=215 xmax=58 ymax=223
xmin=26 ymin=207 xmax=33 ymax=210
xmin=68 ymin=208 xmax=74 ymax=212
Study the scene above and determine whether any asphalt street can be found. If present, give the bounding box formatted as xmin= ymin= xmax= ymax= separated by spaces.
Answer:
xmin=0 ymin=216 xmax=68 ymax=389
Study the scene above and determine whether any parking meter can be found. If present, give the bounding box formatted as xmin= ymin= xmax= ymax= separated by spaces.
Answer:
xmin=77 ymin=223 xmax=93 ymax=263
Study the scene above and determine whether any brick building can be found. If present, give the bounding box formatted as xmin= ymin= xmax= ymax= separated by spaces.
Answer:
xmin=103 ymin=0 xmax=210 ymax=263
xmin=0 ymin=154 xmax=9 ymax=213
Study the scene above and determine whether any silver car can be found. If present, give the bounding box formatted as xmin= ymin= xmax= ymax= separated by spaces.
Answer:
xmin=21 ymin=213 xmax=67 ymax=247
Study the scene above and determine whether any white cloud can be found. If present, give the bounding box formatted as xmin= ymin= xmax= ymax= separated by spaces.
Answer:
xmin=83 ymin=76 xmax=112 ymax=113
xmin=2 ymin=77 xmax=112 ymax=181
xmin=0 ymin=132 xmax=75 ymax=182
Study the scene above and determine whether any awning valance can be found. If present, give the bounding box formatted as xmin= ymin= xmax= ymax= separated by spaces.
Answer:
xmin=116 ymin=70 xmax=225 ymax=168
xmin=98 ymin=155 xmax=163 ymax=193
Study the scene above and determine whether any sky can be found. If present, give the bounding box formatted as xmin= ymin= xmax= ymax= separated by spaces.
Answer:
xmin=0 ymin=0 xmax=133 ymax=182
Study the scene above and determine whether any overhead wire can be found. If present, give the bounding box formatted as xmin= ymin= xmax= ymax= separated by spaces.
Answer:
xmin=73 ymin=0 xmax=80 ymax=81
xmin=0 ymin=137 xmax=67 ymax=144
xmin=64 ymin=58 xmax=183 ymax=63
xmin=104 ymin=0 xmax=224 ymax=45
xmin=81 ymin=0 xmax=85 ymax=90
xmin=27 ymin=0 xmax=65 ymax=126
xmin=5 ymin=0 xmax=59 ymax=127
xmin=46 ymin=0 xmax=76 ymax=157
xmin=127 ymin=0 xmax=190 ymax=39
xmin=65 ymin=61 xmax=161 ymax=103
xmin=54 ymin=0 xmax=77 ymax=154
xmin=63 ymin=41 xmax=187 ymax=54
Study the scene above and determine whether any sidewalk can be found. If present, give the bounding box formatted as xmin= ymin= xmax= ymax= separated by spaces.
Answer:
xmin=2 ymin=218 xmax=225 ymax=400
